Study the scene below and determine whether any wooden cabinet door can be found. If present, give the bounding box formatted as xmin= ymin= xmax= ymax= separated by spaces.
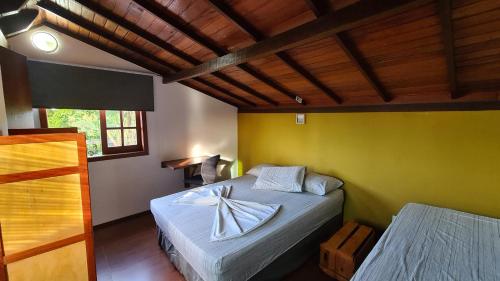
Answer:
xmin=0 ymin=133 xmax=95 ymax=281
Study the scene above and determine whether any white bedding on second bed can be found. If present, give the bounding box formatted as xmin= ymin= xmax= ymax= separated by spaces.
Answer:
xmin=151 ymin=175 xmax=344 ymax=281
xmin=352 ymin=203 xmax=500 ymax=281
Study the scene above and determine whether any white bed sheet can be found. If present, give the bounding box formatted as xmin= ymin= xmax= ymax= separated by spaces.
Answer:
xmin=151 ymin=175 xmax=344 ymax=281
xmin=352 ymin=203 xmax=500 ymax=281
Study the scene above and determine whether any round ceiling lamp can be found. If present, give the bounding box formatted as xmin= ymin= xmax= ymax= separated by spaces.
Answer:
xmin=31 ymin=31 xmax=59 ymax=53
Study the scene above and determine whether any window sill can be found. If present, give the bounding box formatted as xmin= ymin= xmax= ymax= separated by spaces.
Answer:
xmin=87 ymin=151 xmax=148 ymax=162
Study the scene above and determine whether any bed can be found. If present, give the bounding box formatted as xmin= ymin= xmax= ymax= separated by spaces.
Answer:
xmin=151 ymin=174 xmax=344 ymax=281
xmin=352 ymin=203 xmax=500 ymax=281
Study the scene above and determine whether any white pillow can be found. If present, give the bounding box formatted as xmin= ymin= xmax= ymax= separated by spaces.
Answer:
xmin=252 ymin=166 xmax=305 ymax=193
xmin=304 ymin=172 xmax=343 ymax=196
xmin=246 ymin=164 xmax=276 ymax=177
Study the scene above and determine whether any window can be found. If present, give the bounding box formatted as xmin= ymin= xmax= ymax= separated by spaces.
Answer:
xmin=39 ymin=108 xmax=148 ymax=161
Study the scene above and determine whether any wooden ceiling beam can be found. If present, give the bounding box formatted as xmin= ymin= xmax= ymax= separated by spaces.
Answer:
xmin=44 ymin=22 xmax=241 ymax=107
xmin=162 ymin=0 xmax=432 ymax=84
xmin=133 ymin=0 xmax=286 ymax=105
xmin=207 ymin=0 xmax=340 ymax=104
xmin=307 ymin=0 xmax=391 ymax=102
xmin=438 ymin=0 xmax=459 ymax=99
xmin=70 ymin=0 xmax=256 ymax=107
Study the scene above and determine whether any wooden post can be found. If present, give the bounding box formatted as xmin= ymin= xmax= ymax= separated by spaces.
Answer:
xmin=0 ymin=223 xmax=8 ymax=281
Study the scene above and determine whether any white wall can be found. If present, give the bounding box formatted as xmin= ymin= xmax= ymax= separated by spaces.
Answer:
xmin=8 ymin=26 xmax=238 ymax=225
xmin=89 ymin=79 xmax=237 ymax=225
xmin=8 ymin=26 xmax=148 ymax=73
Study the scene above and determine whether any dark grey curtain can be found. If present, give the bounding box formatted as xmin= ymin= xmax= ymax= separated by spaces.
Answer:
xmin=27 ymin=60 xmax=154 ymax=111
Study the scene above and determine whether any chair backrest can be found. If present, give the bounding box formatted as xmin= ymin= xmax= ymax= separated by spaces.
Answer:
xmin=201 ymin=155 xmax=220 ymax=184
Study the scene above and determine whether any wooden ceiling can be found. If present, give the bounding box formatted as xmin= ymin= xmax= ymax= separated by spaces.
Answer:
xmin=23 ymin=0 xmax=500 ymax=111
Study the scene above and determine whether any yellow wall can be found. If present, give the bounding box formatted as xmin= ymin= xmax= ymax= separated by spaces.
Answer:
xmin=238 ymin=111 xmax=500 ymax=229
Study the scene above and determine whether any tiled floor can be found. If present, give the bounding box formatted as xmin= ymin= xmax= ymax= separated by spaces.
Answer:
xmin=94 ymin=214 xmax=333 ymax=281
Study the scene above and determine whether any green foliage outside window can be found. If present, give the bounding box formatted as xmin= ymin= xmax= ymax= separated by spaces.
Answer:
xmin=46 ymin=109 xmax=102 ymax=157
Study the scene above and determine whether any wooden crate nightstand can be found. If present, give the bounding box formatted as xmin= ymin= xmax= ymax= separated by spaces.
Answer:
xmin=319 ymin=221 xmax=376 ymax=281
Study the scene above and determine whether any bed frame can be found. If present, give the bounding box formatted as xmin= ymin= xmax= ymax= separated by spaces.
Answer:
xmin=157 ymin=212 xmax=343 ymax=281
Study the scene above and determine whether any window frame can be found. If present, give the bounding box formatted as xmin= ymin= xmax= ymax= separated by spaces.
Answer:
xmin=39 ymin=108 xmax=149 ymax=162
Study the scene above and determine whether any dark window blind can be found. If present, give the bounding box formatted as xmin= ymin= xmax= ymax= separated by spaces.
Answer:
xmin=27 ymin=60 xmax=154 ymax=111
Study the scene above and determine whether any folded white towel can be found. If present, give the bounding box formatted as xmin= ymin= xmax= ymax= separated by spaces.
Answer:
xmin=210 ymin=197 xmax=280 ymax=242
xmin=173 ymin=184 xmax=280 ymax=241
xmin=173 ymin=185 xmax=231 ymax=206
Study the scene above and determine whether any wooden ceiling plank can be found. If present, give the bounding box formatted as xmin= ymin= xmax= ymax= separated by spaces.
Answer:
xmin=162 ymin=0 xmax=434 ymax=83
xmin=307 ymin=0 xmax=391 ymax=102
xmin=133 ymin=0 xmax=280 ymax=106
xmin=193 ymin=78 xmax=257 ymax=106
xmin=438 ymin=0 xmax=459 ymax=99
xmin=207 ymin=0 xmax=341 ymax=104
xmin=73 ymin=0 xmax=199 ymax=65
xmin=236 ymin=63 xmax=305 ymax=105
xmin=211 ymin=72 xmax=279 ymax=106
xmin=179 ymin=81 xmax=241 ymax=108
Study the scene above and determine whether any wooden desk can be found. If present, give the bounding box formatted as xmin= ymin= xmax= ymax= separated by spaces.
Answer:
xmin=161 ymin=156 xmax=209 ymax=187
xmin=161 ymin=156 xmax=209 ymax=170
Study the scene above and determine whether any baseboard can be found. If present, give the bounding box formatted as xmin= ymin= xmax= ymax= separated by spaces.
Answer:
xmin=93 ymin=210 xmax=152 ymax=230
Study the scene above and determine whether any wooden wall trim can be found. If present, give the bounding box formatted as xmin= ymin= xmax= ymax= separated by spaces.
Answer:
xmin=238 ymin=101 xmax=500 ymax=113
xmin=8 ymin=128 xmax=78 ymax=135
xmin=162 ymin=0 xmax=434 ymax=83
xmin=93 ymin=211 xmax=151 ymax=230
xmin=0 ymin=132 xmax=82 ymax=144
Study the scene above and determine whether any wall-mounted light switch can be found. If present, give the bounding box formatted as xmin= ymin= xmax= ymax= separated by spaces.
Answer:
xmin=296 ymin=113 xmax=305 ymax=125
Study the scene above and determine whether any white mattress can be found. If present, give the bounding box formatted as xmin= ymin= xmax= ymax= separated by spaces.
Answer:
xmin=151 ymin=175 xmax=344 ymax=281
xmin=352 ymin=203 xmax=500 ymax=281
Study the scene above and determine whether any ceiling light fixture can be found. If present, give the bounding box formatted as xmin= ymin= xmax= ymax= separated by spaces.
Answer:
xmin=31 ymin=31 xmax=58 ymax=53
